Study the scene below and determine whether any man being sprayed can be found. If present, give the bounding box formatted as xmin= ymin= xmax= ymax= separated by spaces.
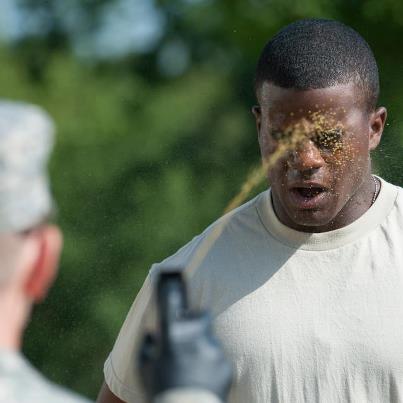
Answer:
xmin=97 ymin=19 xmax=403 ymax=403
xmin=0 ymin=101 xmax=91 ymax=403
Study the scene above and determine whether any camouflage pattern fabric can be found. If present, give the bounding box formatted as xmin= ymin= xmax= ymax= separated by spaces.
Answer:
xmin=0 ymin=350 xmax=91 ymax=403
xmin=0 ymin=100 xmax=55 ymax=233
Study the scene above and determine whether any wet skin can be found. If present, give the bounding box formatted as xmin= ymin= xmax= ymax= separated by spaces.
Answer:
xmin=253 ymin=82 xmax=387 ymax=232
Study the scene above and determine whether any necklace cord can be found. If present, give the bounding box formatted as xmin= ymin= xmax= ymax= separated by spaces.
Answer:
xmin=371 ymin=175 xmax=379 ymax=206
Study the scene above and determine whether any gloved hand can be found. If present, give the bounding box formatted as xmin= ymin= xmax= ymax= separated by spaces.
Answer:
xmin=138 ymin=271 xmax=233 ymax=403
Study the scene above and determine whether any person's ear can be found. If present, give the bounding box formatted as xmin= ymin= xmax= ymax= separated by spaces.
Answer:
xmin=252 ymin=105 xmax=262 ymax=137
xmin=24 ymin=225 xmax=63 ymax=303
xmin=369 ymin=106 xmax=387 ymax=151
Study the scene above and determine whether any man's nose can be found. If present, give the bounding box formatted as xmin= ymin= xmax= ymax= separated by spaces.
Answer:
xmin=288 ymin=139 xmax=325 ymax=173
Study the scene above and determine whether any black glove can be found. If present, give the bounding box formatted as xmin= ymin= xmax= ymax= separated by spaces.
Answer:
xmin=138 ymin=270 xmax=233 ymax=402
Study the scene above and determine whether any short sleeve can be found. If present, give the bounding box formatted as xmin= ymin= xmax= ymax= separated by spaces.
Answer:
xmin=103 ymin=230 xmax=212 ymax=402
xmin=104 ymin=274 xmax=157 ymax=402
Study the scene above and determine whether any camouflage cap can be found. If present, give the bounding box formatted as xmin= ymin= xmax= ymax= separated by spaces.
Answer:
xmin=0 ymin=100 xmax=55 ymax=233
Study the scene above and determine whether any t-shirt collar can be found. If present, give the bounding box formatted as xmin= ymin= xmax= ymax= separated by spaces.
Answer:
xmin=256 ymin=176 xmax=398 ymax=251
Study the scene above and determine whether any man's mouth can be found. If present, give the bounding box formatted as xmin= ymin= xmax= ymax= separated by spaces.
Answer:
xmin=292 ymin=187 xmax=326 ymax=198
xmin=288 ymin=184 xmax=329 ymax=209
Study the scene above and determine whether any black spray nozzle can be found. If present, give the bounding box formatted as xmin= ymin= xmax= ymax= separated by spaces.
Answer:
xmin=157 ymin=271 xmax=188 ymax=341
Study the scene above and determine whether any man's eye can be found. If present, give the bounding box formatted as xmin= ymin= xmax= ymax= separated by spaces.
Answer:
xmin=312 ymin=128 xmax=343 ymax=149
xmin=271 ymin=131 xmax=291 ymax=141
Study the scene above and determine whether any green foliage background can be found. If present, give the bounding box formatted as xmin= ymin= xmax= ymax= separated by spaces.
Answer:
xmin=1 ymin=0 xmax=402 ymax=399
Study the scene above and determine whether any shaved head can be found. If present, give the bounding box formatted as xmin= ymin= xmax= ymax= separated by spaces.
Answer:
xmin=255 ymin=19 xmax=379 ymax=111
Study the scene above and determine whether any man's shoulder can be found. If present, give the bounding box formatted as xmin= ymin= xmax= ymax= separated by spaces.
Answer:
xmin=150 ymin=191 xmax=269 ymax=277
xmin=383 ymin=178 xmax=403 ymax=209
xmin=0 ymin=351 xmax=91 ymax=403
xmin=395 ymin=183 xmax=403 ymax=197
xmin=394 ymin=183 xmax=403 ymax=215
xmin=200 ymin=190 xmax=267 ymax=238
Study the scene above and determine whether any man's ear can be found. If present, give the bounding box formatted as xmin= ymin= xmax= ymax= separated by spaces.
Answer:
xmin=24 ymin=225 xmax=63 ymax=303
xmin=252 ymin=105 xmax=262 ymax=137
xmin=369 ymin=106 xmax=387 ymax=151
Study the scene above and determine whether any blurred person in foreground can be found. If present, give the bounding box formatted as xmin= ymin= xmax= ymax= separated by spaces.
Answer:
xmin=0 ymin=101 xmax=91 ymax=403
xmin=98 ymin=19 xmax=403 ymax=403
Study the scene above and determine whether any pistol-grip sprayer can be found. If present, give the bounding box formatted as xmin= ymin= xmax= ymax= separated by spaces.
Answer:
xmin=138 ymin=270 xmax=233 ymax=403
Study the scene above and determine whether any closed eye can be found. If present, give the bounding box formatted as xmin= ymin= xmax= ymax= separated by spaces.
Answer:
xmin=271 ymin=130 xmax=292 ymax=141
xmin=311 ymin=128 xmax=343 ymax=149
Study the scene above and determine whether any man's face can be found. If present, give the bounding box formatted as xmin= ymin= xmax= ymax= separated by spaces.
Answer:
xmin=254 ymin=82 xmax=385 ymax=231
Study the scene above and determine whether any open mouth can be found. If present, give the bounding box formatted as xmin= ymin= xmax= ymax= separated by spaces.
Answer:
xmin=293 ymin=187 xmax=326 ymax=199
xmin=288 ymin=186 xmax=329 ymax=209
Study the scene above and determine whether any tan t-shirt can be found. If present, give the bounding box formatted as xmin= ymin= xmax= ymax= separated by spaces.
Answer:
xmin=104 ymin=177 xmax=403 ymax=403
